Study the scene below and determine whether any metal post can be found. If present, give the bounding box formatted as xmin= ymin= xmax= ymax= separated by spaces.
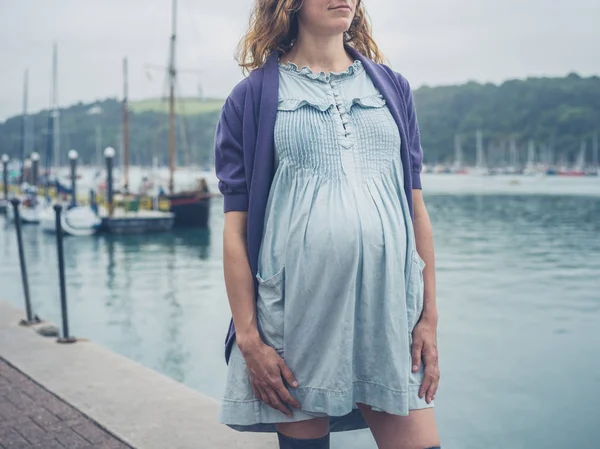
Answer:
xmin=31 ymin=152 xmax=39 ymax=189
xmin=89 ymin=189 xmax=98 ymax=215
xmin=104 ymin=147 xmax=115 ymax=217
xmin=68 ymin=150 xmax=78 ymax=207
xmin=2 ymin=154 xmax=9 ymax=200
xmin=11 ymin=199 xmax=40 ymax=326
xmin=53 ymin=204 xmax=76 ymax=343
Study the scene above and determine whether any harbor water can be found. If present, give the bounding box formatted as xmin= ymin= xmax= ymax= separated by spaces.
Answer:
xmin=1 ymin=174 xmax=599 ymax=449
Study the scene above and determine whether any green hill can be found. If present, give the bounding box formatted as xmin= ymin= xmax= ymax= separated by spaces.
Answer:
xmin=414 ymin=73 xmax=600 ymax=165
xmin=1 ymin=73 xmax=598 ymax=167
xmin=129 ymin=97 xmax=224 ymax=115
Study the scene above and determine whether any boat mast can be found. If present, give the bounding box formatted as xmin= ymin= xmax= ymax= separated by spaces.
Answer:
xmin=526 ymin=139 xmax=535 ymax=169
xmin=21 ymin=69 xmax=29 ymax=183
xmin=52 ymin=43 xmax=60 ymax=170
xmin=509 ymin=136 xmax=518 ymax=168
xmin=475 ymin=130 xmax=485 ymax=169
xmin=453 ymin=134 xmax=462 ymax=170
xmin=168 ymin=0 xmax=177 ymax=194
xmin=122 ymin=57 xmax=130 ymax=191
xmin=592 ymin=133 xmax=598 ymax=170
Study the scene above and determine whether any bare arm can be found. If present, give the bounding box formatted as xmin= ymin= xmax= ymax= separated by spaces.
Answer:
xmin=411 ymin=189 xmax=440 ymax=404
xmin=223 ymin=212 xmax=300 ymax=416
xmin=412 ymin=190 xmax=438 ymax=324
xmin=223 ymin=211 xmax=261 ymax=346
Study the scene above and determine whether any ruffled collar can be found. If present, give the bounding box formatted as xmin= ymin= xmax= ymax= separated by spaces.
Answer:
xmin=278 ymin=60 xmax=364 ymax=82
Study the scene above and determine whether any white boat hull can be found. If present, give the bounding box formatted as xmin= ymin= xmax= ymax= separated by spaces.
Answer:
xmin=41 ymin=205 xmax=101 ymax=237
xmin=5 ymin=198 xmax=46 ymax=224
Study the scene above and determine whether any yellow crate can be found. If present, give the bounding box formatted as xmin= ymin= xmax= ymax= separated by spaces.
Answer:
xmin=158 ymin=199 xmax=171 ymax=211
xmin=139 ymin=197 xmax=153 ymax=210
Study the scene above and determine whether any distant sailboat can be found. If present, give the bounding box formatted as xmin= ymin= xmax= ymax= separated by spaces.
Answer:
xmin=450 ymin=134 xmax=468 ymax=174
xmin=584 ymin=133 xmax=598 ymax=176
xmin=523 ymin=140 xmax=539 ymax=176
xmin=559 ymin=141 xmax=586 ymax=176
xmin=470 ymin=130 xmax=489 ymax=176
xmin=505 ymin=137 xmax=522 ymax=175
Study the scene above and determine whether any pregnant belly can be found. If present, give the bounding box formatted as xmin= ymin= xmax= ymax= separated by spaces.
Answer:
xmin=287 ymin=188 xmax=385 ymax=267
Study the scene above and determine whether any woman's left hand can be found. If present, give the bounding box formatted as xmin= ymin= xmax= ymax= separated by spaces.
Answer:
xmin=411 ymin=315 xmax=440 ymax=404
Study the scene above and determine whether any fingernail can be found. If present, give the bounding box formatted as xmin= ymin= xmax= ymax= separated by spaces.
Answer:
xmin=412 ymin=365 xmax=418 ymax=372
xmin=292 ymin=381 xmax=298 ymax=387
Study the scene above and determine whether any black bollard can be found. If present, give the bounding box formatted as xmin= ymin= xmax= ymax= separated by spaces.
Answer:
xmin=104 ymin=147 xmax=115 ymax=217
xmin=53 ymin=204 xmax=76 ymax=344
xmin=11 ymin=199 xmax=40 ymax=326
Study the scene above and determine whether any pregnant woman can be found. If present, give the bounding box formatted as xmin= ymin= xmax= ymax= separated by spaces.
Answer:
xmin=215 ymin=0 xmax=441 ymax=448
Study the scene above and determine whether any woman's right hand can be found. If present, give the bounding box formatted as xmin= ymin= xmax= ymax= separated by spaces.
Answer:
xmin=238 ymin=335 xmax=301 ymax=417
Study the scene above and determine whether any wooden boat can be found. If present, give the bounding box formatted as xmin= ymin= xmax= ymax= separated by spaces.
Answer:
xmin=157 ymin=0 xmax=211 ymax=228
xmin=166 ymin=190 xmax=210 ymax=227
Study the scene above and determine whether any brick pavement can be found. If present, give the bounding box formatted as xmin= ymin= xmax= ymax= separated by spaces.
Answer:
xmin=0 ymin=358 xmax=132 ymax=449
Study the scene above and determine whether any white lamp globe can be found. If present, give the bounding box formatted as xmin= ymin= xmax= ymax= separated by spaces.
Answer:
xmin=104 ymin=147 xmax=116 ymax=159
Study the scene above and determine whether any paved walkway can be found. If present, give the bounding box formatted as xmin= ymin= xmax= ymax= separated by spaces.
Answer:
xmin=0 ymin=358 xmax=131 ymax=449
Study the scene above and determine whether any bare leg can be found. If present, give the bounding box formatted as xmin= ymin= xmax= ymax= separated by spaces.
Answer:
xmin=358 ymin=404 xmax=440 ymax=449
xmin=276 ymin=417 xmax=329 ymax=438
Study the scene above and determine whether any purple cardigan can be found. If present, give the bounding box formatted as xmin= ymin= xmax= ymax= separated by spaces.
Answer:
xmin=215 ymin=46 xmax=424 ymax=363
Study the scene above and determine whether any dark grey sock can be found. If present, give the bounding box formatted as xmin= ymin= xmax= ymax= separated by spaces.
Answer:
xmin=277 ymin=432 xmax=330 ymax=449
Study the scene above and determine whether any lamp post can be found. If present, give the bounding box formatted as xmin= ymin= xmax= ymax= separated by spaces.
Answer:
xmin=31 ymin=152 xmax=40 ymax=188
xmin=68 ymin=150 xmax=78 ymax=207
xmin=104 ymin=147 xmax=115 ymax=217
xmin=22 ymin=158 xmax=31 ymax=185
xmin=2 ymin=154 xmax=9 ymax=201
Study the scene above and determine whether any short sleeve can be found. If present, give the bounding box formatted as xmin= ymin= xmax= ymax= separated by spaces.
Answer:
xmin=214 ymin=96 xmax=249 ymax=212
xmin=398 ymin=75 xmax=424 ymax=190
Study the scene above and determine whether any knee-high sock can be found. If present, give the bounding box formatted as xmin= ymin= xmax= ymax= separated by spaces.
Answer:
xmin=277 ymin=432 xmax=330 ymax=449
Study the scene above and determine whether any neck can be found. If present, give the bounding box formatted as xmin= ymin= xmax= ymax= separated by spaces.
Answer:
xmin=283 ymin=32 xmax=353 ymax=73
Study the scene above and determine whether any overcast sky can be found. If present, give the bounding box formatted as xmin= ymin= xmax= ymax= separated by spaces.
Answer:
xmin=1 ymin=0 xmax=598 ymax=121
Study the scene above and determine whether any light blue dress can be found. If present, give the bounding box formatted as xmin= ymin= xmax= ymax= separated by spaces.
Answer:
xmin=220 ymin=60 xmax=431 ymax=432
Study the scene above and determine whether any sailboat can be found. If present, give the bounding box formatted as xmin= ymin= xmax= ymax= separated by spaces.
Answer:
xmin=469 ymin=130 xmax=489 ymax=176
xmin=449 ymin=134 xmax=468 ymax=174
xmin=584 ymin=133 xmax=598 ymax=177
xmin=6 ymin=70 xmax=46 ymax=224
xmin=505 ymin=137 xmax=522 ymax=175
xmin=40 ymin=203 xmax=101 ymax=236
xmin=559 ymin=141 xmax=586 ymax=176
xmin=161 ymin=0 xmax=211 ymax=227
xmin=33 ymin=45 xmax=100 ymax=236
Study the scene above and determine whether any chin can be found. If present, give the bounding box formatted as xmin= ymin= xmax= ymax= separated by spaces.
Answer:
xmin=324 ymin=18 xmax=353 ymax=35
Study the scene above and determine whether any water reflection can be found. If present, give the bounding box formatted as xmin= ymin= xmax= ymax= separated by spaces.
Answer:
xmin=96 ymin=227 xmax=212 ymax=384
xmin=1 ymin=191 xmax=599 ymax=449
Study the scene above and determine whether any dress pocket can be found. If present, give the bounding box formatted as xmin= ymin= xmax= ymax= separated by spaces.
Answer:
xmin=256 ymin=267 xmax=285 ymax=352
xmin=406 ymin=250 xmax=426 ymax=332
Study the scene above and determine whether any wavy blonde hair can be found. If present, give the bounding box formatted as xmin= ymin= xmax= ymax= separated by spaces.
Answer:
xmin=236 ymin=0 xmax=384 ymax=73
